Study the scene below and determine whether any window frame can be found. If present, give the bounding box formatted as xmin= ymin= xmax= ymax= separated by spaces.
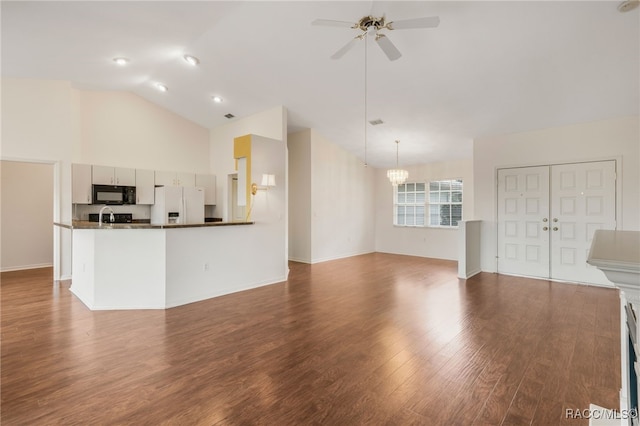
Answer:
xmin=427 ymin=178 xmax=463 ymax=229
xmin=393 ymin=182 xmax=426 ymax=227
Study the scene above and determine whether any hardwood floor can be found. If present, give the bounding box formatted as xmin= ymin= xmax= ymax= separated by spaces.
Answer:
xmin=1 ymin=254 xmax=620 ymax=425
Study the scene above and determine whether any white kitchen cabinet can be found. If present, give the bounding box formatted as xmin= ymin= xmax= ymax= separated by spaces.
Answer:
xmin=92 ymin=166 xmax=136 ymax=186
xmin=154 ymin=170 xmax=174 ymax=187
xmin=91 ymin=166 xmax=113 ymax=185
xmin=196 ymin=174 xmax=217 ymax=205
xmin=135 ymin=169 xmax=155 ymax=205
xmin=72 ymin=163 xmax=92 ymax=204
xmin=177 ymin=172 xmax=195 ymax=187
xmin=155 ymin=170 xmax=195 ymax=187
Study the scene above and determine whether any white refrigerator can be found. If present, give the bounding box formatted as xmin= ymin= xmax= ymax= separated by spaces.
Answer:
xmin=151 ymin=186 xmax=205 ymax=225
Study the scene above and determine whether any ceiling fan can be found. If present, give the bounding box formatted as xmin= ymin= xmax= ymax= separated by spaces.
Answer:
xmin=312 ymin=15 xmax=440 ymax=61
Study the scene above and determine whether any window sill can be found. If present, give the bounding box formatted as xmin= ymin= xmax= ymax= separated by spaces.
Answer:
xmin=393 ymin=225 xmax=460 ymax=230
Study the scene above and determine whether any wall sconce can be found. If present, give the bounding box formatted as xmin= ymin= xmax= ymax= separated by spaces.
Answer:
xmin=251 ymin=174 xmax=276 ymax=195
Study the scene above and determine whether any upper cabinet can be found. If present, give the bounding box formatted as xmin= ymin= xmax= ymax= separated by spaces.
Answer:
xmin=155 ymin=171 xmax=195 ymax=187
xmin=72 ymin=163 xmax=92 ymax=204
xmin=92 ymin=166 xmax=136 ymax=186
xmin=196 ymin=174 xmax=217 ymax=205
xmin=135 ymin=169 xmax=155 ymax=205
xmin=177 ymin=172 xmax=196 ymax=187
xmin=71 ymin=162 xmax=210 ymax=206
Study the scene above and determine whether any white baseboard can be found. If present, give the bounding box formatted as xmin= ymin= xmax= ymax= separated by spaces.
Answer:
xmin=459 ymin=268 xmax=482 ymax=279
xmin=375 ymin=249 xmax=456 ymax=262
xmin=0 ymin=263 xmax=53 ymax=272
xmin=310 ymin=250 xmax=375 ymax=264
xmin=165 ymin=275 xmax=287 ymax=309
xmin=288 ymin=256 xmax=312 ymax=264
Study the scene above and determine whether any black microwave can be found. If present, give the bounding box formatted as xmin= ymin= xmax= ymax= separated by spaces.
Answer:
xmin=92 ymin=185 xmax=136 ymax=205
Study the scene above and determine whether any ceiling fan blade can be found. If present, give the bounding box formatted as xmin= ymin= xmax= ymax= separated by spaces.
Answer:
xmin=375 ymin=34 xmax=402 ymax=61
xmin=312 ymin=19 xmax=356 ymax=28
xmin=387 ymin=16 xmax=440 ymax=30
xmin=331 ymin=36 xmax=361 ymax=60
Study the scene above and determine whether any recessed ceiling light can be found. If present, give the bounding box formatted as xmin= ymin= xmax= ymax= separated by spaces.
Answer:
xmin=113 ymin=57 xmax=129 ymax=66
xmin=618 ymin=0 xmax=639 ymax=12
xmin=155 ymin=83 xmax=168 ymax=92
xmin=212 ymin=96 xmax=223 ymax=103
xmin=183 ymin=55 xmax=200 ymax=66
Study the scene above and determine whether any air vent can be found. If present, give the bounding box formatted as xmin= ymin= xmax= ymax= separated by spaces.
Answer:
xmin=224 ymin=113 xmax=235 ymax=119
xmin=369 ymin=118 xmax=384 ymax=126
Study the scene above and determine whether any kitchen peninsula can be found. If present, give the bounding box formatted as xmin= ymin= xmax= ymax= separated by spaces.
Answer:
xmin=56 ymin=220 xmax=261 ymax=310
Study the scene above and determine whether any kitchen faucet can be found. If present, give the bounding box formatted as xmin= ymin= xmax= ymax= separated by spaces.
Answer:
xmin=98 ymin=206 xmax=115 ymax=226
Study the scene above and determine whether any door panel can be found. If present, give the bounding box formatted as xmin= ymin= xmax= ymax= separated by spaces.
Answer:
xmin=497 ymin=161 xmax=616 ymax=286
xmin=550 ymin=161 xmax=616 ymax=285
xmin=497 ymin=166 xmax=550 ymax=278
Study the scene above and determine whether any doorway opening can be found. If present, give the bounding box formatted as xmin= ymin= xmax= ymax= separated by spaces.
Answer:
xmin=1 ymin=160 xmax=55 ymax=272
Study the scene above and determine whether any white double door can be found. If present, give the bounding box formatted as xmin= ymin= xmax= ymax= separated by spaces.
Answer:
xmin=497 ymin=161 xmax=616 ymax=286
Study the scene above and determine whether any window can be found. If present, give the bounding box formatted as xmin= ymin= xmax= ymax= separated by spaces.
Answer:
xmin=429 ymin=179 xmax=463 ymax=227
xmin=394 ymin=183 xmax=426 ymax=226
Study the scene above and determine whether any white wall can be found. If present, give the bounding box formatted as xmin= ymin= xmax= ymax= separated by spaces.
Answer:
xmin=374 ymin=159 xmax=474 ymax=261
xmin=76 ymin=90 xmax=210 ymax=172
xmin=287 ymin=129 xmax=312 ymax=262
xmin=309 ymin=129 xmax=375 ymax=263
xmin=1 ymin=78 xmax=77 ymax=279
xmin=210 ymin=106 xmax=287 ymax=221
xmin=209 ymin=108 xmax=289 ymax=284
xmin=1 ymin=161 xmax=54 ymax=271
xmin=250 ymin=135 xmax=288 ymax=280
xmin=1 ymin=78 xmax=212 ymax=278
xmin=474 ymin=115 xmax=640 ymax=273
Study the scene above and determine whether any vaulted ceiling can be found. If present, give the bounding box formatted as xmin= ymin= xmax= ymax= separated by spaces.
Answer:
xmin=2 ymin=1 xmax=638 ymax=167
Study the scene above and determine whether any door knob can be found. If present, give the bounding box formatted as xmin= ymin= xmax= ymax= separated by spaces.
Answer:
xmin=543 ymin=226 xmax=549 ymax=231
xmin=542 ymin=218 xmax=548 ymax=222
xmin=553 ymin=218 xmax=558 ymax=222
xmin=553 ymin=227 xmax=559 ymax=231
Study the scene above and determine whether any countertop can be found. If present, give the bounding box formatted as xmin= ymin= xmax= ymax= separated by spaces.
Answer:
xmin=587 ymin=230 xmax=640 ymax=272
xmin=54 ymin=220 xmax=254 ymax=230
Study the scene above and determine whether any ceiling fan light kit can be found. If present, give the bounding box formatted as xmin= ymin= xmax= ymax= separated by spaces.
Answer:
xmin=315 ymin=12 xmax=434 ymax=174
xmin=313 ymin=13 xmax=440 ymax=61
xmin=618 ymin=0 xmax=639 ymax=12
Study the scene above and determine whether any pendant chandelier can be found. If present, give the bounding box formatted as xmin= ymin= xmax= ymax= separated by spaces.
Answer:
xmin=387 ymin=140 xmax=408 ymax=186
